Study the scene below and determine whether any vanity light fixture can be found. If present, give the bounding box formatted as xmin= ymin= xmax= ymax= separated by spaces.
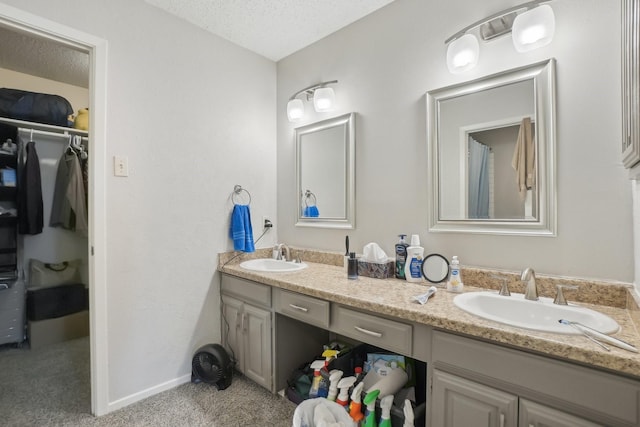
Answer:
xmin=445 ymin=0 xmax=555 ymax=73
xmin=287 ymin=80 xmax=338 ymax=122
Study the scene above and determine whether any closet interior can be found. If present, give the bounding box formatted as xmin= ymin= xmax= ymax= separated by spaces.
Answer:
xmin=0 ymin=25 xmax=91 ymax=351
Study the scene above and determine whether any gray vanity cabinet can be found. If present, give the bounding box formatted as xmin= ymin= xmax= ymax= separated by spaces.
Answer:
xmin=220 ymin=276 xmax=272 ymax=391
xmin=519 ymin=399 xmax=602 ymax=427
xmin=430 ymin=331 xmax=640 ymax=427
xmin=431 ymin=369 xmax=517 ymax=427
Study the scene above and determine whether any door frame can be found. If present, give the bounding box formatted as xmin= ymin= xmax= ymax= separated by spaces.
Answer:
xmin=0 ymin=3 xmax=109 ymax=416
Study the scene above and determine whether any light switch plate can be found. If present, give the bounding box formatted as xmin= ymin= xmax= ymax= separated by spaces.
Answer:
xmin=114 ymin=155 xmax=129 ymax=177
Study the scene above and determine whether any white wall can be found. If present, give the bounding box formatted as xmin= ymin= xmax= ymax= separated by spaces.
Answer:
xmin=277 ymin=0 xmax=634 ymax=283
xmin=0 ymin=0 xmax=277 ymax=409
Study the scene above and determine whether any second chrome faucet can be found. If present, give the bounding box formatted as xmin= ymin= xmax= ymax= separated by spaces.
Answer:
xmin=521 ymin=267 xmax=538 ymax=301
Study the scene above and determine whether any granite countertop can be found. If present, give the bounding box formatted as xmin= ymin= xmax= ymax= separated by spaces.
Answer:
xmin=218 ymin=250 xmax=640 ymax=380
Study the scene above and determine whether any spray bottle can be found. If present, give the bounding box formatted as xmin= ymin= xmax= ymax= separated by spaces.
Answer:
xmin=404 ymin=234 xmax=424 ymax=283
xmin=379 ymin=395 xmax=394 ymax=427
xmin=335 ymin=376 xmax=356 ymax=407
xmin=363 ymin=389 xmax=380 ymax=427
xmin=348 ymin=382 xmax=365 ymax=423
xmin=327 ymin=370 xmax=344 ymax=401
xmin=308 ymin=360 xmax=327 ymax=398
xmin=402 ymin=399 xmax=415 ymax=427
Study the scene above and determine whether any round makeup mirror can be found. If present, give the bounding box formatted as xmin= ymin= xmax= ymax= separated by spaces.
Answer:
xmin=421 ymin=253 xmax=450 ymax=283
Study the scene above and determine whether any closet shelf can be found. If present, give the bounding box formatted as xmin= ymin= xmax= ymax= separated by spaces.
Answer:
xmin=0 ymin=116 xmax=88 ymax=138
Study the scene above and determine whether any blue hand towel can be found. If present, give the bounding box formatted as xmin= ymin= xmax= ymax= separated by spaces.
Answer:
xmin=229 ymin=204 xmax=255 ymax=252
xmin=303 ymin=205 xmax=320 ymax=217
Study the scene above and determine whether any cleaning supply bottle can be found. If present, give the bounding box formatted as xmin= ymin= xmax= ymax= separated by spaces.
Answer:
xmin=336 ymin=376 xmax=356 ymax=407
xmin=404 ymin=234 xmax=424 ymax=283
xmin=446 ymin=256 xmax=464 ymax=293
xmin=363 ymin=389 xmax=380 ymax=427
xmin=394 ymin=234 xmax=409 ymax=280
xmin=308 ymin=360 xmax=328 ymax=398
xmin=327 ymin=370 xmax=344 ymax=401
xmin=348 ymin=382 xmax=365 ymax=423
xmin=379 ymin=395 xmax=394 ymax=427
xmin=402 ymin=399 xmax=415 ymax=427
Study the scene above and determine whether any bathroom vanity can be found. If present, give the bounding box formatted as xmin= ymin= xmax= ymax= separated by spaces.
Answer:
xmin=219 ymin=253 xmax=640 ymax=427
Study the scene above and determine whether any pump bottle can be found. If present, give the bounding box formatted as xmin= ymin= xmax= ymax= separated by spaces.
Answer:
xmin=446 ymin=256 xmax=464 ymax=293
xmin=404 ymin=234 xmax=424 ymax=283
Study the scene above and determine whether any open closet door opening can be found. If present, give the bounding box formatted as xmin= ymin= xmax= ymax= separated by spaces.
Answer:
xmin=0 ymin=3 xmax=108 ymax=416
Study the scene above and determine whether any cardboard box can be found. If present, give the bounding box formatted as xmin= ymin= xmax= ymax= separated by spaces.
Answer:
xmin=357 ymin=259 xmax=395 ymax=279
xmin=28 ymin=310 xmax=89 ymax=350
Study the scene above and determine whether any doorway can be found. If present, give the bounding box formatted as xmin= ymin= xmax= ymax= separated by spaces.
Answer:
xmin=0 ymin=3 xmax=108 ymax=416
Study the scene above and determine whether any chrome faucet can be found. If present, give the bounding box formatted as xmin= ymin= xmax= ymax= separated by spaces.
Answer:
xmin=274 ymin=243 xmax=291 ymax=262
xmin=521 ymin=267 xmax=539 ymax=301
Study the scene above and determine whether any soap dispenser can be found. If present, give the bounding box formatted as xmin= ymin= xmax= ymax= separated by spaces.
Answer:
xmin=446 ymin=256 xmax=464 ymax=293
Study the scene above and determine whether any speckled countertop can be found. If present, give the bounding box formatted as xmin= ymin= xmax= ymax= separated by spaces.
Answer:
xmin=218 ymin=249 xmax=640 ymax=380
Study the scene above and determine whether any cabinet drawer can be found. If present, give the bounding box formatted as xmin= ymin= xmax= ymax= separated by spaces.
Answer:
xmin=274 ymin=289 xmax=329 ymax=329
xmin=331 ymin=305 xmax=412 ymax=355
xmin=221 ymin=274 xmax=271 ymax=307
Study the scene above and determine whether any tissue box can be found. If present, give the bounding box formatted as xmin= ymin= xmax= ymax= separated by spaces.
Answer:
xmin=357 ymin=259 xmax=395 ymax=279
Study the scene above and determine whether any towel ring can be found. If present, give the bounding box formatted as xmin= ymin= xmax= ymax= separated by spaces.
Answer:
xmin=232 ymin=185 xmax=251 ymax=205
xmin=303 ymin=190 xmax=317 ymax=207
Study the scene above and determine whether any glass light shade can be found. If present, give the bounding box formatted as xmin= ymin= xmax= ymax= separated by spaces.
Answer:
xmin=287 ymin=98 xmax=304 ymax=122
xmin=512 ymin=5 xmax=555 ymax=53
xmin=446 ymin=34 xmax=479 ymax=74
xmin=313 ymin=87 xmax=335 ymax=112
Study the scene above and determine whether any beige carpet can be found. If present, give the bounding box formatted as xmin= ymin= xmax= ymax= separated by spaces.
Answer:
xmin=0 ymin=337 xmax=296 ymax=426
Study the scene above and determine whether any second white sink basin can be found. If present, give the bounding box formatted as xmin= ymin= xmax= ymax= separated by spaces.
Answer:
xmin=239 ymin=258 xmax=308 ymax=273
xmin=454 ymin=291 xmax=620 ymax=335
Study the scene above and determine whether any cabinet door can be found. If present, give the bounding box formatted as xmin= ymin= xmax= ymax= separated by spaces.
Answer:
xmin=221 ymin=295 xmax=243 ymax=373
xmin=431 ymin=370 xmax=518 ymax=427
xmin=242 ymin=303 xmax=272 ymax=390
xmin=519 ymin=399 xmax=603 ymax=427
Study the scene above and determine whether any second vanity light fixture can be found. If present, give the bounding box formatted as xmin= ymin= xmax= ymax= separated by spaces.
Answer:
xmin=287 ymin=80 xmax=338 ymax=122
xmin=445 ymin=0 xmax=555 ymax=74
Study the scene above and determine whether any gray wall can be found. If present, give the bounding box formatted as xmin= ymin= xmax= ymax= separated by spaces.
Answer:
xmin=277 ymin=0 xmax=633 ymax=283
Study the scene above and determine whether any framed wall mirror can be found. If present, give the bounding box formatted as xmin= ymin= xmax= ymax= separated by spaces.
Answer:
xmin=295 ymin=112 xmax=355 ymax=229
xmin=426 ymin=59 xmax=556 ymax=236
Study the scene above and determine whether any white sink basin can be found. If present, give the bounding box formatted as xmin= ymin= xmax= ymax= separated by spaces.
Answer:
xmin=454 ymin=291 xmax=620 ymax=335
xmin=239 ymin=258 xmax=308 ymax=273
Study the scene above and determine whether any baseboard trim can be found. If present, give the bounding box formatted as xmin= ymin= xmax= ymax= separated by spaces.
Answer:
xmin=106 ymin=373 xmax=192 ymax=414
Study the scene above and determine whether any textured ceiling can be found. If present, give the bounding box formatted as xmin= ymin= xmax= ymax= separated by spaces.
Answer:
xmin=145 ymin=0 xmax=396 ymax=61
xmin=0 ymin=1 xmax=394 ymax=88
xmin=0 ymin=25 xmax=89 ymax=88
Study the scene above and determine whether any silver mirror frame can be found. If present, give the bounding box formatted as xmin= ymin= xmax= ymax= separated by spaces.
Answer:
xmin=295 ymin=112 xmax=356 ymax=229
xmin=426 ymin=59 xmax=557 ymax=236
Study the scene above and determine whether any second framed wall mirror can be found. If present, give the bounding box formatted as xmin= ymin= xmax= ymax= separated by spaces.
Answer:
xmin=426 ymin=59 xmax=556 ymax=236
xmin=295 ymin=112 xmax=355 ymax=229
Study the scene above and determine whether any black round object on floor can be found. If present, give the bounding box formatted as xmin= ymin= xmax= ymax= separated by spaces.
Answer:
xmin=191 ymin=343 xmax=233 ymax=390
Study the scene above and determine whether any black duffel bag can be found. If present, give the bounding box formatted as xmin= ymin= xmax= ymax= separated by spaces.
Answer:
xmin=0 ymin=88 xmax=73 ymax=127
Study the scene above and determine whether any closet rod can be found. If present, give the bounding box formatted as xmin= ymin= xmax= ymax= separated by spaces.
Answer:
xmin=17 ymin=127 xmax=88 ymax=142
xmin=0 ymin=116 xmax=88 ymax=138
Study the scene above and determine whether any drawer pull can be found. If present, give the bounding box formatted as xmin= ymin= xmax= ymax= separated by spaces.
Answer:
xmin=354 ymin=326 xmax=382 ymax=338
xmin=288 ymin=303 xmax=309 ymax=313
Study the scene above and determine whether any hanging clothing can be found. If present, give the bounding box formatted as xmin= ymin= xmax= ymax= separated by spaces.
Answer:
xmin=18 ymin=140 xmax=43 ymax=235
xmin=511 ymin=117 xmax=535 ymax=200
xmin=50 ymin=151 xmax=88 ymax=236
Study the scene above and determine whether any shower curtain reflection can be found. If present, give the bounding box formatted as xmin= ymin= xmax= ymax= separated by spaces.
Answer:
xmin=468 ymin=137 xmax=490 ymax=219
